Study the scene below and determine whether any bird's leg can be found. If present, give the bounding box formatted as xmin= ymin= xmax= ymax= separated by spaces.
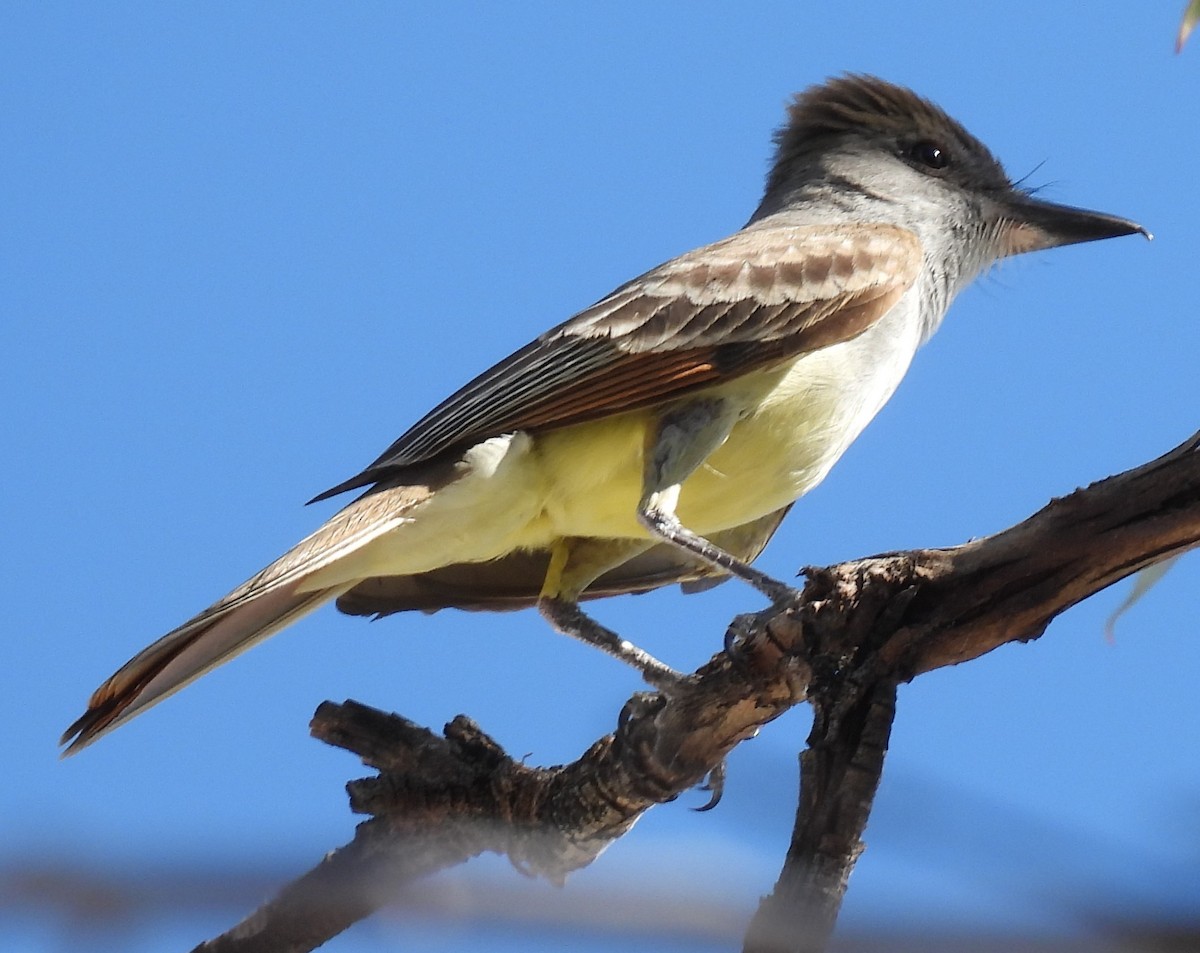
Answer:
xmin=638 ymin=397 xmax=799 ymax=606
xmin=536 ymin=537 xmax=684 ymax=688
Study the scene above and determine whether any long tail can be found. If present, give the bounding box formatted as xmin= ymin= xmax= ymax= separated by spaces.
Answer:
xmin=60 ymin=483 xmax=433 ymax=755
xmin=59 ymin=580 xmax=348 ymax=755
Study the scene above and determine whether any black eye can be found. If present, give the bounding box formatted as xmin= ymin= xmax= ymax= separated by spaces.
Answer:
xmin=906 ymin=139 xmax=951 ymax=171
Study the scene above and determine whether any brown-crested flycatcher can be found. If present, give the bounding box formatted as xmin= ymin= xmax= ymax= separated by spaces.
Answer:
xmin=62 ymin=75 xmax=1147 ymax=754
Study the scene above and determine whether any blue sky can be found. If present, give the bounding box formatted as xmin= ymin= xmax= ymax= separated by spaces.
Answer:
xmin=4 ymin=4 xmax=1199 ymax=951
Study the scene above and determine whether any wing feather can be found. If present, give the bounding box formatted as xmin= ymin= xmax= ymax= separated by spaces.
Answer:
xmin=312 ymin=222 xmax=921 ymax=502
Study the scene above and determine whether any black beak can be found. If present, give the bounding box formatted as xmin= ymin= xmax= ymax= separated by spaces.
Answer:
xmin=995 ymin=190 xmax=1150 ymax=257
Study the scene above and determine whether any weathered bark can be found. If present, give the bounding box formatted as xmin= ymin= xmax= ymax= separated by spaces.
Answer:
xmin=195 ymin=431 xmax=1200 ymax=953
xmin=744 ymin=681 xmax=898 ymax=953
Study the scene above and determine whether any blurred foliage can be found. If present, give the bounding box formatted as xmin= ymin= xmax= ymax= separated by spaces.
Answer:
xmin=1178 ymin=0 xmax=1200 ymax=50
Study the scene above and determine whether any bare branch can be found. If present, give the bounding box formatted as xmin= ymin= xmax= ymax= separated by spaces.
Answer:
xmin=745 ymin=680 xmax=898 ymax=953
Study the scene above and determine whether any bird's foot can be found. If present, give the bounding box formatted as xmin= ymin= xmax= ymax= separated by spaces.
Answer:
xmin=538 ymin=595 xmax=686 ymax=689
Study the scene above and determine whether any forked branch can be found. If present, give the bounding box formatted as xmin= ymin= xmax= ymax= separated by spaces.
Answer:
xmin=194 ymin=431 xmax=1200 ymax=953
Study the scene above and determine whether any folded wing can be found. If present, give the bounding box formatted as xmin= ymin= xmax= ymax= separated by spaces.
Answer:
xmin=313 ymin=222 xmax=922 ymax=500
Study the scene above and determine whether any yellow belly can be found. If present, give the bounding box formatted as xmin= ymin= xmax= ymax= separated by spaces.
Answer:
xmin=513 ymin=338 xmax=890 ymax=545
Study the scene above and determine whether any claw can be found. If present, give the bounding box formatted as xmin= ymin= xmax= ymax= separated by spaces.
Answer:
xmin=723 ymin=612 xmax=761 ymax=664
xmin=693 ymin=761 xmax=727 ymax=811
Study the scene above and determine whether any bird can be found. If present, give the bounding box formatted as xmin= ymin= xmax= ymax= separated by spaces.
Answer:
xmin=61 ymin=75 xmax=1146 ymax=755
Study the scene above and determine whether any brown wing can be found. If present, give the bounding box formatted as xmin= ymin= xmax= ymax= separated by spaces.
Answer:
xmin=312 ymin=222 xmax=921 ymax=501
xmin=335 ymin=505 xmax=792 ymax=615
